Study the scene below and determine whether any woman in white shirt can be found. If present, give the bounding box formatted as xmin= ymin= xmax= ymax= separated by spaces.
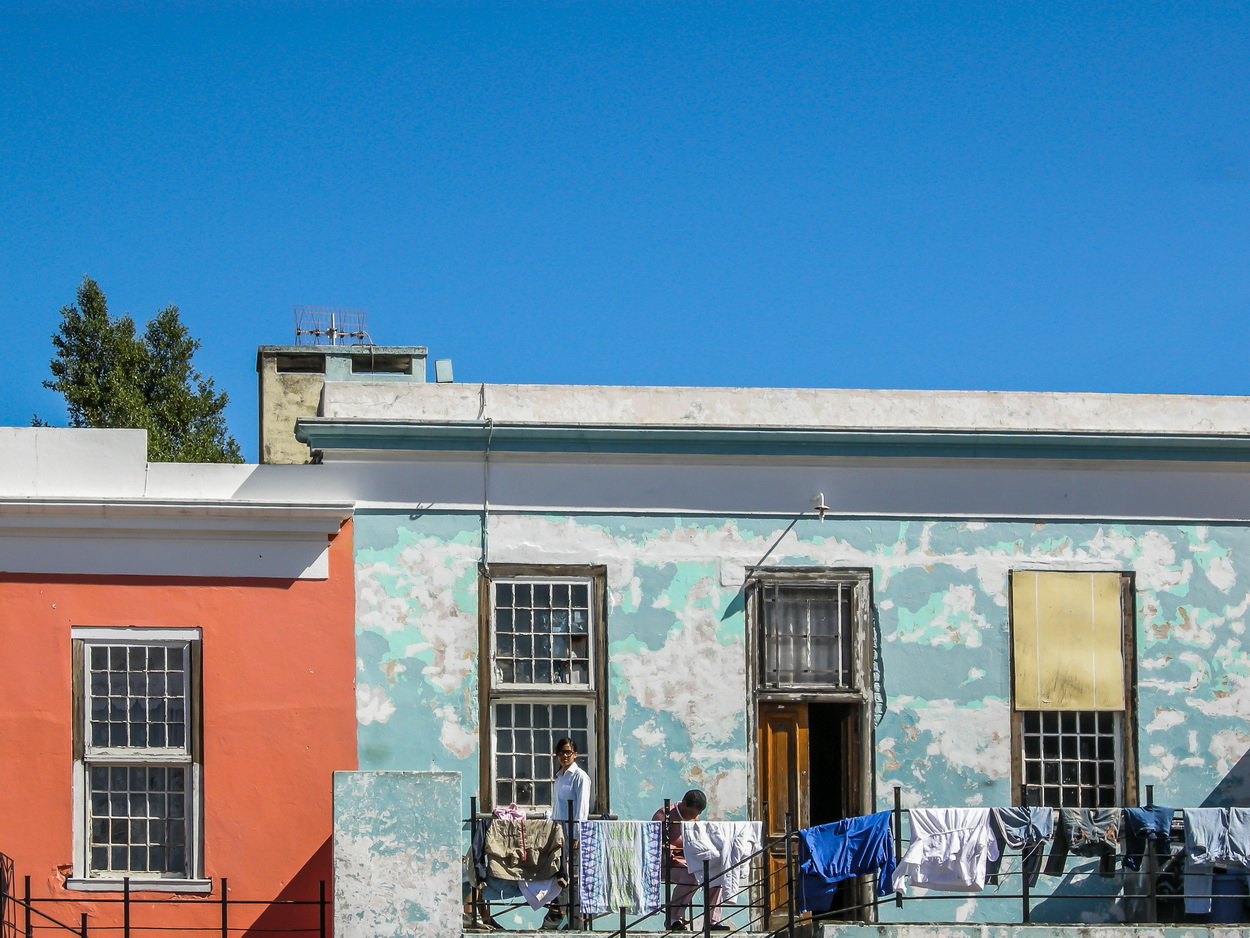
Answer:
xmin=551 ymin=737 xmax=591 ymax=824
xmin=543 ymin=737 xmax=591 ymax=929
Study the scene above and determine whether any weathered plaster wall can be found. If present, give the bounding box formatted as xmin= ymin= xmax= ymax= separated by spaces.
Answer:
xmin=333 ymin=771 xmax=461 ymax=938
xmin=355 ymin=511 xmax=1250 ymax=815
xmin=353 ymin=510 xmax=1250 ymax=923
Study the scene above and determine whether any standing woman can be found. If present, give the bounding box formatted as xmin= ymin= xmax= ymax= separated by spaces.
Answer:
xmin=543 ymin=737 xmax=591 ymax=929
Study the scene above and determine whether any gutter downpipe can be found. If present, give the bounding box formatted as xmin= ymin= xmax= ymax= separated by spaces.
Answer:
xmin=479 ymin=383 xmax=494 ymax=577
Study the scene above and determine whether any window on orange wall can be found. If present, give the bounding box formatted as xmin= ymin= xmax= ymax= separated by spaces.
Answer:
xmin=480 ymin=567 xmax=606 ymax=814
xmin=71 ymin=628 xmax=203 ymax=887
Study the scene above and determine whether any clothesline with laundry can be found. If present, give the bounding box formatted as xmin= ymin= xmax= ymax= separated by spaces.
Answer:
xmin=464 ymin=799 xmax=765 ymax=928
xmin=795 ymin=797 xmax=1250 ymax=919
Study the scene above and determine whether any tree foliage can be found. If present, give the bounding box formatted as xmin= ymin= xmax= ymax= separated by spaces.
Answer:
xmin=42 ymin=276 xmax=243 ymax=463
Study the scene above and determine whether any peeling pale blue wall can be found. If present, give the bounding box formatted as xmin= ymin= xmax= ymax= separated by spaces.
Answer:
xmin=333 ymin=771 xmax=461 ymax=938
xmin=352 ymin=512 xmax=1250 ymax=922
xmin=354 ymin=512 xmax=1250 ymax=812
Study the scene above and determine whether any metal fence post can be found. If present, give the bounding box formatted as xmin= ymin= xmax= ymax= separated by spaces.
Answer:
xmin=566 ymin=798 xmax=578 ymax=927
xmin=784 ymin=812 xmax=795 ymax=938
xmin=702 ymin=857 xmax=712 ymax=938
xmin=123 ymin=876 xmax=131 ymax=938
xmin=893 ymin=787 xmax=903 ymax=909
xmin=319 ymin=879 xmax=327 ymax=938
xmin=1020 ymin=788 xmax=1030 ymax=924
xmin=23 ymin=875 xmax=31 ymax=938
xmin=468 ymin=797 xmax=480 ymax=931
xmin=663 ymin=799 xmax=672 ymax=925
xmin=221 ymin=877 xmax=229 ymax=938
xmin=80 ymin=912 xmax=88 ymax=938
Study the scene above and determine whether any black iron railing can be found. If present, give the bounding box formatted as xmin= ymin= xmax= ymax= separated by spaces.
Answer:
xmin=465 ymin=784 xmax=1250 ymax=936
xmin=0 ymin=860 xmax=328 ymax=938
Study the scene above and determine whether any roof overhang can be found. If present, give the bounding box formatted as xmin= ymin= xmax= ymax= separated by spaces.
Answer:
xmin=295 ymin=419 xmax=1250 ymax=463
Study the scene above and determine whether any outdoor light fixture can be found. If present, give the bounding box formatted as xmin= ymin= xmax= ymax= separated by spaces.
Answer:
xmin=813 ymin=492 xmax=830 ymax=522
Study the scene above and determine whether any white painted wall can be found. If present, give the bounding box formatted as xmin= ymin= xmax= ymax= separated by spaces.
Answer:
xmin=0 ymin=428 xmax=349 ymax=579
xmin=322 ymin=381 xmax=1250 ymax=435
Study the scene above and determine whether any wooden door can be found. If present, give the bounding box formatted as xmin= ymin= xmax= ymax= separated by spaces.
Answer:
xmin=759 ymin=702 xmax=809 ymax=927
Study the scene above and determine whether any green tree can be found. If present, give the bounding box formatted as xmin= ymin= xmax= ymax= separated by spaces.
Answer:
xmin=42 ymin=276 xmax=243 ymax=463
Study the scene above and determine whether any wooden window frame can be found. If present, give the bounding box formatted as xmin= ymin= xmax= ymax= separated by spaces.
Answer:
xmin=478 ymin=564 xmax=608 ymax=814
xmin=748 ymin=568 xmax=874 ymax=703
xmin=1009 ymin=571 xmax=1139 ymax=807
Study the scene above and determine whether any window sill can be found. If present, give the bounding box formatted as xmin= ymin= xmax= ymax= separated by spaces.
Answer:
xmin=66 ymin=878 xmax=213 ymax=894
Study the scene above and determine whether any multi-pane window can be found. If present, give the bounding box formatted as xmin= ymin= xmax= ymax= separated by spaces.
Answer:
xmin=75 ymin=630 xmax=198 ymax=880
xmin=1010 ymin=571 xmax=1135 ymax=807
xmin=1020 ymin=711 xmax=1120 ymax=808
xmin=486 ymin=574 xmax=601 ymax=811
xmin=494 ymin=581 xmax=591 ymax=686
xmin=494 ymin=702 xmax=590 ymax=807
xmin=758 ymin=580 xmax=860 ymax=689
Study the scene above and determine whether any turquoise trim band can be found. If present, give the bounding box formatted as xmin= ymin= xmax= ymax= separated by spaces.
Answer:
xmin=295 ymin=419 xmax=1250 ymax=462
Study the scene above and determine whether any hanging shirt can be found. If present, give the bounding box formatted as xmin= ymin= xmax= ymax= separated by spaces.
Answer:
xmin=892 ymin=807 xmax=999 ymax=894
xmin=986 ymin=807 xmax=1054 ymax=886
xmin=682 ymin=821 xmax=764 ymax=903
xmin=797 ymin=811 xmax=896 ymax=911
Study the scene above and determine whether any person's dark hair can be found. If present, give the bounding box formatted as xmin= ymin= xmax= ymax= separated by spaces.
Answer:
xmin=681 ymin=789 xmax=707 ymax=812
xmin=554 ymin=737 xmax=578 ymax=754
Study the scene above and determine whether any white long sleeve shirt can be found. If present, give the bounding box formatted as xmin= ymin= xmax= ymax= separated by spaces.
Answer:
xmin=892 ymin=807 xmax=999 ymax=894
xmin=551 ymin=762 xmax=591 ymax=822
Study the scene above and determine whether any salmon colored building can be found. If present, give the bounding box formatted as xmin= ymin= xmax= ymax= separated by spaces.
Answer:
xmin=0 ymin=428 xmax=357 ymax=937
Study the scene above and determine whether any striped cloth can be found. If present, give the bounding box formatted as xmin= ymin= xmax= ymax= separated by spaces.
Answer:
xmin=578 ymin=820 xmax=663 ymax=915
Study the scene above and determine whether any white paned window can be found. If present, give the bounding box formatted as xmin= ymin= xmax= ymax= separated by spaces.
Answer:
xmin=486 ymin=576 xmax=601 ymax=811
xmin=74 ymin=629 xmax=199 ymax=881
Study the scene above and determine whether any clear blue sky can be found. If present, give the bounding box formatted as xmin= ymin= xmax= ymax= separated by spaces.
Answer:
xmin=2 ymin=1 xmax=1248 ymax=460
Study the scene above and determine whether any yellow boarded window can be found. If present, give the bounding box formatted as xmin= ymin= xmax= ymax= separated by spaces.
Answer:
xmin=1011 ymin=571 xmax=1125 ymax=711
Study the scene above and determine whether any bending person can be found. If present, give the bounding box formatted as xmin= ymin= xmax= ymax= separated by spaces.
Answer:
xmin=653 ymin=789 xmax=726 ymax=931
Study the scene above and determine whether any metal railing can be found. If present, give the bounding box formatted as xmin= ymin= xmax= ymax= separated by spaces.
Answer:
xmin=0 ymin=861 xmax=328 ymax=938
xmin=793 ymin=785 xmax=1246 ymax=930
xmin=465 ymin=784 xmax=1250 ymax=936
xmin=464 ymin=800 xmax=776 ymax=936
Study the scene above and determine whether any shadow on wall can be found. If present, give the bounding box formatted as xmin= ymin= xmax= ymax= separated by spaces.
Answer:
xmin=1201 ymin=746 xmax=1250 ymax=807
xmin=240 ymin=839 xmax=331 ymax=938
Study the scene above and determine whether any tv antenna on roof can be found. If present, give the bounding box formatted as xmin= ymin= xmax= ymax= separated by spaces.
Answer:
xmin=293 ymin=306 xmax=372 ymax=346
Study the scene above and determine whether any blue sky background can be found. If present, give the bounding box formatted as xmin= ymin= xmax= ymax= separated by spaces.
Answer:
xmin=2 ymin=1 xmax=1248 ymax=460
